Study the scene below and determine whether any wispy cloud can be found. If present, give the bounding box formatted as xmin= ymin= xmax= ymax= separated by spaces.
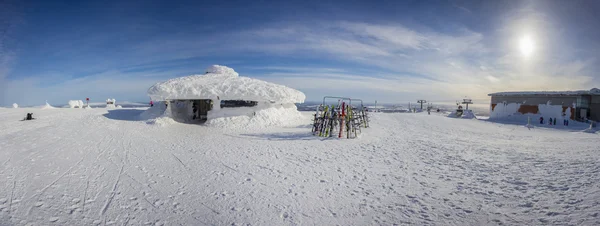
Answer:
xmin=3 ymin=1 xmax=599 ymax=106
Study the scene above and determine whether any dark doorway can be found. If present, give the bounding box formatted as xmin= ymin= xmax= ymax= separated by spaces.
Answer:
xmin=192 ymin=99 xmax=213 ymax=123
xmin=220 ymin=100 xmax=258 ymax=108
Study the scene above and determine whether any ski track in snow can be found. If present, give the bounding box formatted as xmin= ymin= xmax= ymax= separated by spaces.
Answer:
xmin=0 ymin=108 xmax=599 ymax=225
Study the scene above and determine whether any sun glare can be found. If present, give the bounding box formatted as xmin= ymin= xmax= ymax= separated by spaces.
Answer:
xmin=519 ymin=35 xmax=535 ymax=57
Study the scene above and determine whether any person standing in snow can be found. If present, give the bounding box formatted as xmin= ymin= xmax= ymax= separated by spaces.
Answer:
xmin=150 ymin=100 xmax=154 ymax=107
xmin=548 ymin=118 xmax=553 ymax=125
xmin=540 ymin=117 xmax=544 ymax=124
xmin=192 ymin=102 xmax=198 ymax=120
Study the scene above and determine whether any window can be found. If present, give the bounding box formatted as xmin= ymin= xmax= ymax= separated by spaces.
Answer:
xmin=577 ymin=95 xmax=591 ymax=108
xmin=220 ymin=100 xmax=258 ymax=108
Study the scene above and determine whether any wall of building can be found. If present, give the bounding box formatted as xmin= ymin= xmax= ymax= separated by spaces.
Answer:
xmin=489 ymin=96 xmax=577 ymax=120
xmin=490 ymin=96 xmax=577 ymax=107
xmin=591 ymin=96 xmax=600 ymax=121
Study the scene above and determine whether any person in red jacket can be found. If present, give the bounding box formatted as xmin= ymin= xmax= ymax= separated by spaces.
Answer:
xmin=150 ymin=100 xmax=154 ymax=107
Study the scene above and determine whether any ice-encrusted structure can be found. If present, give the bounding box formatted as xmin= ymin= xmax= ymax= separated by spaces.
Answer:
xmin=106 ymin=99 xmax=116 ymax=108
xmin=144 ymin=65 xmax=306 ymax=127
xmin=68 ymin=100 xmax=84 ymax=108
xmin=148 ymin=65 xmax=305 ymax=103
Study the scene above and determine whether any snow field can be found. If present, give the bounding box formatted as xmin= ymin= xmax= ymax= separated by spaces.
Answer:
xmin=0 ymin=108 xmax=599 ymax=225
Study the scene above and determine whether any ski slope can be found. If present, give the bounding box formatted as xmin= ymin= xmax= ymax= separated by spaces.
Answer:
xmin=0 ymin=108 xmax=599 ymax=225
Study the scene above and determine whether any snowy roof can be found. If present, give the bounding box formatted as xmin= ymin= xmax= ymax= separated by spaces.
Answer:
xmin=147 ymin=65 xmax=306 ymax=103
xmin=488 ymin=88 xmax=600 ymax=96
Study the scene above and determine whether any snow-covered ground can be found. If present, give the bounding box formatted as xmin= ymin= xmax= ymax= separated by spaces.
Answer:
xmin=1 ymin=108 xmax=599 ymax=225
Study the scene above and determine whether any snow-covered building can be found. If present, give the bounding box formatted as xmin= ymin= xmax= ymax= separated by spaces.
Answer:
xmin=68 ymin=100 xmax=84 ymax=108
xmin=106 ymin=99 xmax=116 ymax=108
xmin=147 ymin=65 xmax=305 ymax=124
xmin=488 ymin=88 xmax=600 ymax=121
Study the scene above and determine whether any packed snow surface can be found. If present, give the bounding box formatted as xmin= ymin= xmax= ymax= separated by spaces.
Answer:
xmin=1 ymin=108 xmax=599 ymax=225
xmin=148 ymin=65 xmax=306 ymax=103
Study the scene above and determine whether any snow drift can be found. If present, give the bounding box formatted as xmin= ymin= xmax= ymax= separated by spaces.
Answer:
xmin=41 ymin=101 xmax=55 ymax=109
xmin=12 ymin=103 xmax=18 ymax=108
xmin=205 ymin=105 xmax=306 ymax=129
xmin=147 ymin=65 xmax=305 ymax=103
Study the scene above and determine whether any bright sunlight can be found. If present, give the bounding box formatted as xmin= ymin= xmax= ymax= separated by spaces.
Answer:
xmin=519 ymin=35 xmax=535 ymax=57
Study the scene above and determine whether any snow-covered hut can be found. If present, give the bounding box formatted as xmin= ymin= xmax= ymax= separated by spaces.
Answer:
xmin=106 ymin=99 xmax=116 ymax=108
xmin=147 ymin=65 xmax=305 ymax=123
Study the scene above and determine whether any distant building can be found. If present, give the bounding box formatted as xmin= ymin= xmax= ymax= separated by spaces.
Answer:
xmin=488 ymin=88 xmax=600 ymax=121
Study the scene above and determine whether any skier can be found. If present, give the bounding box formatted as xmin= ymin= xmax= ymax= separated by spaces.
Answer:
xmin=539 ymin=117 xmax=544 ymax=124
xmin=427 ymin=107 xmax=431 ymax=115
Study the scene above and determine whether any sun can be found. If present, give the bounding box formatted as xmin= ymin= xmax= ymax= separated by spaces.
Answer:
xmin=519 ymin=35 xmax=535 ymax=57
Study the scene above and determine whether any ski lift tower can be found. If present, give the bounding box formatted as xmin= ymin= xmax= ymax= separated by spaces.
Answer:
xmin=417 ymin=100 xmax=427 ymax=110
xmin=462 ymin=99 xmax=473 ymax=111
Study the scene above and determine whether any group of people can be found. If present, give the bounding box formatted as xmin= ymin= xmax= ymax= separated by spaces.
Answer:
xmin=539 ymin=116 xmax=569 ymax=126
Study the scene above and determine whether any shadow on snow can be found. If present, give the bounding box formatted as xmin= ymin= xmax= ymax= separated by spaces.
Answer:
xmin=222 ymin=132 xmax=332 ymax=141
xmin=102 ymin=109 xmax=146 ymax=121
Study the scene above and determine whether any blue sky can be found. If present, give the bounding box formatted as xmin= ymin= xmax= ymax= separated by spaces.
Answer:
xmin=1 ymin=0 xmax=599 ymax=106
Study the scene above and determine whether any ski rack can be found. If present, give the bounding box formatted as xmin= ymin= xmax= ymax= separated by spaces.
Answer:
xmin=322 ymin=96 xmax=351 ymax=107
xmin=349 ymin=98 xmax=369 ymax=128
xmin=312 ymin=96 xmax=370 ymax=139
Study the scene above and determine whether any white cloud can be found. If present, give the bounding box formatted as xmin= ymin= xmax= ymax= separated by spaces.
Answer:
xmin=234 ymin=18 xmax=596 ymax=100
xmin=3 ymin=7 xmax=597 ymax=106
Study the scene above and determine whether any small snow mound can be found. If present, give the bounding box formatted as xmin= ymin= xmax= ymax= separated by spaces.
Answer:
xmin=582 ymin=128 xmax=596 ymax=133
xmin=461 ymin=110 xmax=477 ymax=119
xmin=205 ymin=106 xmax=306 ymax=130
xmin=116 ymin=105 xmax=122 ymax=108
xmin=205 ymin=65 xmax=239 ymax=77
xmin=83 ymin=105 xmax=93 ymax=109
xmin=12 ymin=103 xmax=18 ymax=108
xmin=582 ymin=122 xmax=598 ymax=133
xmin=446 ymin=110 xmax=476 ymax=119
xmin=41 ymin=101 xmax=55 ymax=109
xmin=146 ymin=117 xmax=177 ymax=127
